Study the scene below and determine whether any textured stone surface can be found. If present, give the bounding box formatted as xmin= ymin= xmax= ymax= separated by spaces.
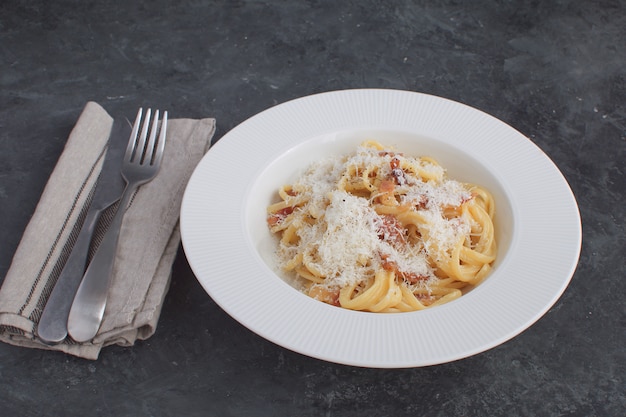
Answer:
xmin=0 ymin=1 xmax=624 ymax=415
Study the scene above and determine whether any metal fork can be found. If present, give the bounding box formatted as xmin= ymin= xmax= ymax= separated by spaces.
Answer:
xmin=67 ymin=108 xmax=167 ymax=343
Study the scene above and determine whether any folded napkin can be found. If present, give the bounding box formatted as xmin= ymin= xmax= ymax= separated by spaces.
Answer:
xmin=0 ymin=102 xmax=215 ymax=359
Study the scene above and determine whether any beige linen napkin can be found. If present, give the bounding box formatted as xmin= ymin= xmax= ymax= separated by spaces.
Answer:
xmin=0 ymin=102 xmax=215 ymax=359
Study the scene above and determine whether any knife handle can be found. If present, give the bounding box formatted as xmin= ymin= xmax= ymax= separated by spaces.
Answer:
xmin=37 ymin=207 xmax=102 ymax=344
xmin=67 ymin=184 xmax=133 ymax=343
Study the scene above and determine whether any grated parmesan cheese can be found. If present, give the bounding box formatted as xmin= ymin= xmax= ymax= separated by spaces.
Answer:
xmin=306 ymin=191 xmax=381 ymax=287
xmin=273 ymin=143 xmax=474 ymax=291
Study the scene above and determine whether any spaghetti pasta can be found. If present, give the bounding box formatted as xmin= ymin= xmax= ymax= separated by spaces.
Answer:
xmin=267 ymin=140 xmax=496 ymax=312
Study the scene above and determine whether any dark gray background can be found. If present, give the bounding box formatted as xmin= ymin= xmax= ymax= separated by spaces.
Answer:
xmin=1 ymin=1 xmax=624 ymax=416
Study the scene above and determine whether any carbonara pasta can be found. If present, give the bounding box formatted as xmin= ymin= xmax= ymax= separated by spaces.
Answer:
xmin=266 ymin=140 xmax=496 ymax=312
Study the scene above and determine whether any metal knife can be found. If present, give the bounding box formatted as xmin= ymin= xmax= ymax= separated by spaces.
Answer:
xmin=37 ymin=118 xmax=130 ymax=344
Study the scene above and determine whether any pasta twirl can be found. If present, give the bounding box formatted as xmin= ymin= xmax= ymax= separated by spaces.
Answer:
xmin=267 ymin=140 xmax=496 ymax=312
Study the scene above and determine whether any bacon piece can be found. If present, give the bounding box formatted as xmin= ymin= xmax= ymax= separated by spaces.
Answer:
xmin=309 ymin=285 xmax=340 ymax=306
xmin=377 ymin=179 xmax=398 ymax=206
xmin=267 ymin=206 xmax=294 ymax=226
xmin=379 ymin=253 xmax=429 ymax=284
xmin=415 ymin=293 xmax=435 ymax=305
xmin=402 ymin=272 xmax=430 ymax=284
xmin=380 ymin=252 xmax=396 ymax=271
xmin=379 ymin=179 xmax=395 ymax=193
xmin=375 ymin=215 xmax=405 ymax=247
xmin=413 ymin=194 xmax=429 ymax=210
xmin=390 ymin=157 xmax=406 ymax=185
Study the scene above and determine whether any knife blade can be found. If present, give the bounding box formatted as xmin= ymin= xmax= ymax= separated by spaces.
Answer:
xmin=37 ymin=117 xmax=129 ymax=344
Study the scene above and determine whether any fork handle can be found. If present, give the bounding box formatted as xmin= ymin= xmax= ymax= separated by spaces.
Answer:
xmin=37 ymin=207 xmax=103 ymax=344
xmin=67 ymin=184 xmax=135 ymax=342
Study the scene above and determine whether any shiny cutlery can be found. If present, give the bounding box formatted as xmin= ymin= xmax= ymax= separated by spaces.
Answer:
xmin=37 ymin=118 xmax=130 ymax=344
xmin=67 ymin=108 xmax=167 ymax=343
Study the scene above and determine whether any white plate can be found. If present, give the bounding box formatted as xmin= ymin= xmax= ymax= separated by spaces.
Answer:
xmin=180 ymin=89 xmax=581 ymax=368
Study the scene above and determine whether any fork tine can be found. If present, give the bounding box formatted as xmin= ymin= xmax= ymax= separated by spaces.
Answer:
xmin=152 ymin=111 xmax=167 ymax=167
xmin=134 ymin=108 xmax=151 ymax=163
xmin=126 ymin=108 xmax=143 ymax=161
xmin=144 ymin=109 xmax=160 ymax=165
